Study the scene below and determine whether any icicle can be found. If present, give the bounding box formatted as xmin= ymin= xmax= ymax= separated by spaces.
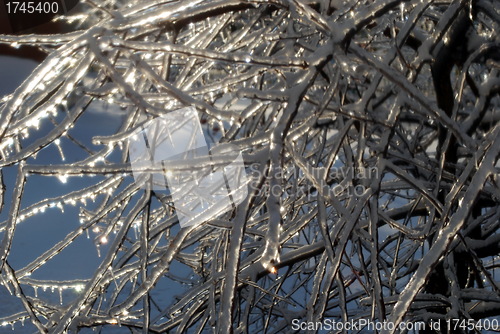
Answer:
xmin=57 ymin=202 xmax=64 ymax=213
xmin=34 ymin=286 xmax=38 ymax=297
xmin=400 ymin=2 xmax=405 ymax=21
xmin=54 ymin=138 xmax=66 ymax=161
xmin=74 ymin=284 xmax=84 ymax=293
xmin=58 ymin=174 xmax=68 ymax=184
xmin=59 ymin=287 xmax=63 ymax=305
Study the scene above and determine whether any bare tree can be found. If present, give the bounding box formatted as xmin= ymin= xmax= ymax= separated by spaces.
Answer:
xmin=0 ymin=0 xmax=499 ymax=333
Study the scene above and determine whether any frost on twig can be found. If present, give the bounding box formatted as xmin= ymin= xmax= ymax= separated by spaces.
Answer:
xmin=0 ymin=0 xmax=499 ymax=333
